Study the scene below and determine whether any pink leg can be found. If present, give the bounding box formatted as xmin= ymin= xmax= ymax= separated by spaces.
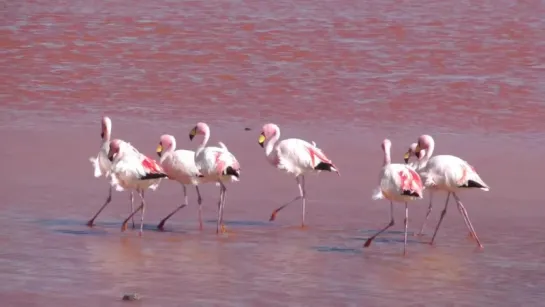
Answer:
xmin=129 ymin=191 xmax=135 ymax=229
xmin=300 ymin=175 xmax=307 ymax=227
xmin=416 ymin=190 xmax=433 ymax=236
xmin=157 ymin=185 xmax=188 ymax=231
xmin=430 ymin=192 xmax=451 ymax=245
xmin=364 ymin=201 xmax=395 ymax=248
xmin=269 ymin=176 xmax=303 ymax=222
xmin=403 ymin=202 xmax=409 ymax=256
xmin=121 ymin=190 xmax=144 ymax=232
xmin=195 ymin=186 xmax=203 ymax=230
xmin=219 ymin=182 xmax=227 ymax=233
xmin=216 ymin=182 xmax=226 ymax=234
xmin=452 ymin=193 xmax=483 ymax=249
xmin=87 ymin=186 xmax=112 ymax=227
xmin=138 ymin=190 xmax=146 ymax=236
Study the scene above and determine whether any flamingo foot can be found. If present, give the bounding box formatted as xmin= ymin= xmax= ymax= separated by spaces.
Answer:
xmin=363 ymin=239 xmax=373 ymax=248
xmin=269 ymin=211 xmax=278 ymax=222
xmin=157 ymin=221 xmax=166 ymax=231
xmin=138 ymin=231 xmax=143 ymax=237
xmin=220 ymin=224 xmax=227 ymax=234
xmin=199 ymin=223 xmax=203 ymax=231
xmin=86 ymin=220 xmax=94 ymax=227
xmin=121 ymin=223 xmax=128 ymax=232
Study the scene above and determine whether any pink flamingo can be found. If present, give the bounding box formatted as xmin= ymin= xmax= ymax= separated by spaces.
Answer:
xmin=189 ymin=122 xmax=241 ymax=234
xmin=107 ymin=139 xmax=168 ymax=235
xmin=156 ymin=134 xmax=214 ymax=231
xmin=258 ymin=123 xmax=340 ymax=227
xmin=406 ymin=135 xmax=489 ymax=248
xmin=402 ymin=142 xmax=436 ymax=236
xmin=88 ymin=116 xmax=137 ymax=227
xmin=364 ymin=139 xmax=423 ymax=255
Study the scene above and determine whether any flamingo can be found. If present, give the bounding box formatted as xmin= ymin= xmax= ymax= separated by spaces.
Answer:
xmin=258 ymin=123 xmax=340 ymax=227
xmin=107 ymin=139 xmax=168 ymax=235
xmin=156 ymin=134 xmax=213 ymax=231
xmin=87 ymin=116 xmax=136 ymax=228
xmin=189 ymin=122 xmax=241 ymax=234
xmin=364 ymin=139 xmax=424 ymax=255
xmin=406 ymin=134 xmax=489 ymax=248
xmin=401 ymin=142 xmax=435 ymax=236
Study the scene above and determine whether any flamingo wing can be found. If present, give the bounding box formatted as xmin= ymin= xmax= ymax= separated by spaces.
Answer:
xmin=138 ymin=155 xmax=168 ymax=180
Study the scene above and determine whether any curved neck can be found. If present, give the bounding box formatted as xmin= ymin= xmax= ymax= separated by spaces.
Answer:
xmin=420 ymin=139 xmax=435 ymax=164
xmin=264 ymin=127 xmax=280 ymax=156
xmin=383 ymin=145 xmax=391 ymax=166
xmin=196 ymin=131 xmax=210 ymax=154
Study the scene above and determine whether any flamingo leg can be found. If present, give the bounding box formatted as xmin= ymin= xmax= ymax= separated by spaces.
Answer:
xmin=129 ymin=191 xmax=135 ymax=229
xmin=195 ymin=186 xmax=203 ymax=230
xmin=216 ymin=182 xmax=225 ymax=234
xmin=121 ymin=190 xmax=144 ymax=232
xmin=219 ymin=182 xmax=227 ymax=233
xmin=87 ymin=186 xmax=112 ymax=227
xmin=300 ymin=175 xmax=307 ymax=227
xmin=403 ymin=202 xmax=409 ymax=256
xmin=430 ymin=192 xmax=451 ymax=245
xmin=364 ymin=201 xmax=395 ymax=248
xmin=157 ymin=185 xmax=188 ymax=231
xmin=138 ymin=190 xmax=146 ymax=236
xmin=269 ymin=176 xmax=303 ymax=222
xmin=416 ymin=190 xmax=433 ymax=236
xmin=452 ymin=193 xmax=483 ymax=249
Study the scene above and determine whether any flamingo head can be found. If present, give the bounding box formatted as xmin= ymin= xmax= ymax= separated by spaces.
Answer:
xmin=404 ymin=142 xmax=418 ymax=164
xmin=415 ymin=135 xmax=433 ymax=157
xmin=157 ymin=134 xmax=175 ymax=157
xmin=189 ymin=122 xmax=209 ymax=141
xmin=101 ymin=116 xmax=112 ymax=140
xmin=258 ymin=123 xmax=278 ymax=148
xmin=107 ymin=139 xmax=123 ymax=162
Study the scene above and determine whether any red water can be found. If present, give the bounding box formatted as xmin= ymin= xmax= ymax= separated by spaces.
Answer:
xmin=1 ymin=0 xmax=544 ymax=306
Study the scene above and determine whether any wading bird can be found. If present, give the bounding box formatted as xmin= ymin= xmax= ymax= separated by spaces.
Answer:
xmin=107 ymin=139 xmax=167 ymax=235
xmin=189 ymin=122 xmax=241 ymax=234
xmin=258 ymin=123 xmax=339 ymax=227
xmin=404 ymin=134 xmax=489 ymax=248
xmin=364 ymin=139 xmax=423 ymax=255
xmin=88 ymin=116 xmax=137 ymax=227
xmin=156 ymin=134 xmax=212 ymax=231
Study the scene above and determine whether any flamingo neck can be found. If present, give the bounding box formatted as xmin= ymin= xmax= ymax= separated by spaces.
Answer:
xmin=264 ymin=128 xmax=280 ymax=157
xmin=420 ymin=139 xmax=435 ymax=165
xmin=196 ymin=131 xmax=210 ymax=155
xmin=383 ymin=146 xmax=391 ymax=166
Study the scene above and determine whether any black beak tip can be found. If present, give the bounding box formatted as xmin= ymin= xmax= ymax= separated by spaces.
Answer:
xmin=101 ymin=132 xmax=104 ymax=139
xmin=108 ymin=156 xmax=113 ymax=162
xmin=189 ymin=134 xmax=194 ymax=141
xmin=404 ymin=158 xmax=409 ymax=164
xmin=259 ymin=142 xmax=264 ymax=148
xmin=157 ymin=152 xmax=162 ymax=158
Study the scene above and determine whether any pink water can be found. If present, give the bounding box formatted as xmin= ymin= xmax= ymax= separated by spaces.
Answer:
xmin=1 ymin=0 xmax=544 ymax=306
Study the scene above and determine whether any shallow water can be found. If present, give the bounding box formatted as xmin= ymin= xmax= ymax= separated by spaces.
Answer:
xmin=1 ymin=0 xmax=545 ymax=306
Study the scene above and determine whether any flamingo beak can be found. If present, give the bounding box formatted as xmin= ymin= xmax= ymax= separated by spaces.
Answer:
xmin=107 ymin=152 xmax=114 ymax=162
xmin=101 ymin=132 xmax=104 ymax=139
xmin=414 ymin=144 xmax=422 ymax=159
xmin=156 ymin=144 xmax=163 ymax=157
xmin=258 ymin=133 xmax=266 ymax=148
xmin=403 ymin=151 xmax=411 ymax=164
xmin=189 ymin=127 xmax=197 ymax=141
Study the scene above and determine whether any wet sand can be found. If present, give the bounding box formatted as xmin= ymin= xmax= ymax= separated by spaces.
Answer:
xmin=1 ymin=0 xmax=545 ymax=306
